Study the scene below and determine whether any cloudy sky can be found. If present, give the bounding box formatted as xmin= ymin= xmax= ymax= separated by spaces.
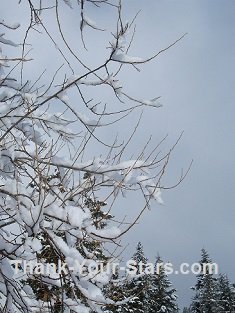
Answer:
xmin=2 ymin=0 xmax=235 ymax=309
xmin=121 ymin=0 xmax=235 ymax=308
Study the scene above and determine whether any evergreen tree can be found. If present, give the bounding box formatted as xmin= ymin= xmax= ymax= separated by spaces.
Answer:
xmin=148 ymin=255 xmax=178 ymax=313
xmin=103 ymin=268 xmax=131 ymax=313
xmin=190 ymin=249 xmax=218 ymax=313
xmin=25 ymin=187 xmax=113 ymax=312
xmin=128 ymin=242 xmax=150 ymax=313
xmin=103 ymin=243 xmax=149 ymax=313
xmin=216 ymin=274 xmax=235 ymax=313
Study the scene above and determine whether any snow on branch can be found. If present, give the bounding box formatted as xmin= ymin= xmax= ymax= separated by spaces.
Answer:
xmin=0 ymin=1 xmax=186 ymax=312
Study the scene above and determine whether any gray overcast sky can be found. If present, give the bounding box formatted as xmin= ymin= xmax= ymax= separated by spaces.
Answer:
xmin=2 ymin=0 xmax=235 ymax=309
xmin=120 ymin=0 xmax=235 ymax=308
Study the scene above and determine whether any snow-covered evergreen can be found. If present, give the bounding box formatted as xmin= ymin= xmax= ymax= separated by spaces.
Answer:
xmin=148 ymin=255 xmax=178 ymax=313
xmin=103 ymin=244 xmax=179 ymax=313
xmin=216 ymin=274 xmax=235 ymax=313
xmin=126 ymin=242 xmax=150 ymax=313
xmin=190 ymin=249 xmax=218 ymax=313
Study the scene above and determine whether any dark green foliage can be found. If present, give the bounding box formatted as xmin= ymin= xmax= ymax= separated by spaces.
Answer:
xmin=148 ymin=255 xmax=178 ymax=313
xmin=103 ymin=242 xmax=150 ymax=313
xmin=126 ymin=242 xmax=150 ymax=313
xmin=216 ymin=274 xmax=235 ymax=313
xmin=190 ymin=249 xmax=218 ymax=313
xmin=26 ymin=176 xmax=112 ymax=312
xmin=103 ymin=269 xmax=131 ymax=313
xmin=104 ymin=243 xmax=178 ymax=313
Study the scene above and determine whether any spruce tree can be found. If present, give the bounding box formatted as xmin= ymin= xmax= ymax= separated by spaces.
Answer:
xmin=216 ymin=274 xmax=235 ymax=313
xmin=103 ymin=242 xmax=149 ymax=313
xmin=25 ymin=188 xmax=113 ymax=311
xmin=126 ymin=242 xmax=150 ymax=313
xmin=148 ymin=255 xmax=178 ymax=313
xmin=103 ymin=267 xmax=132 ymax=313
xmin=190 ymin=249 xmax=218 ymax=313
